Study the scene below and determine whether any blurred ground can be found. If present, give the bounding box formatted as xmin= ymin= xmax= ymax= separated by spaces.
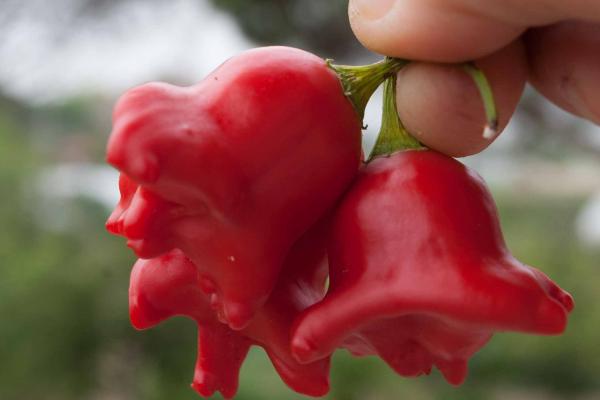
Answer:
xmin=0 ymin=1 xmax=599 ymax=399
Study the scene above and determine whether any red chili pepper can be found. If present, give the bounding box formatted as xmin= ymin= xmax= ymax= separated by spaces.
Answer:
xmin=291 ymin=150 xmax=574 ymax=385
xmin=106 ymin=45 xmax=574 ymax=395
xmin=106 ymin=46 xmax=362 ymax=329
xmin=129 ymin=216 xmax=331 ymax=398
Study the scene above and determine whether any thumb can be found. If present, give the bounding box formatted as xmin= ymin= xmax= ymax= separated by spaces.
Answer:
xmin=348 ymin=0 xmax=522 ymax=61
xmin=348 ymin=0 xmax=600 ymax=62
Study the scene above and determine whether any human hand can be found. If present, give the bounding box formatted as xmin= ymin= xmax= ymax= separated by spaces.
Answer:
xmin=349 ymin=0 xmax=600 ymax=156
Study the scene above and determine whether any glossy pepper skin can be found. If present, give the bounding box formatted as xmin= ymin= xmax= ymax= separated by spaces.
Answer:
xmin=106 ymin=46 xmax=362 ymax=329
xmin=291 ymin=150 xmax=574 ymax=385
xmin=129 ymin=216 xmax=332 ymax=398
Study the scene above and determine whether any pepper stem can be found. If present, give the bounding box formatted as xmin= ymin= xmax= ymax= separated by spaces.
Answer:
xmin=461 ymin=63 xmax=499 ymax=139
xmin=368 ymin=73 xmax=423 ymax=162
xmin=329 ymin=58 xmax=408 ymax=122
xmin=331 ymin=57 xmax=498 ymax=159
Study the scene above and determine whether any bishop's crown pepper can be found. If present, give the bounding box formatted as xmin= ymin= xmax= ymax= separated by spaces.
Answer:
xmin=291 ymin=150 xmax=574 ymax=385
xmin=106 ymin=46 xmax=362 ymax=329
xmin=106 ymin=44 xmax=575 ymax=397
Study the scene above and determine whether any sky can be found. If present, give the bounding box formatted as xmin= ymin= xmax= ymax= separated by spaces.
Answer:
xmin=0 ymin=0 xmax=254 ymax=104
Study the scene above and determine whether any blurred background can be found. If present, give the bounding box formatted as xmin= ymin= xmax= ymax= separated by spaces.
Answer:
xmin=1 ymin=0 xmax=599 ymax=399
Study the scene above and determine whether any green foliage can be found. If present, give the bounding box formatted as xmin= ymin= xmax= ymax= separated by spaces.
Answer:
xmin=0 ymin=98 xmax=132 ymax=400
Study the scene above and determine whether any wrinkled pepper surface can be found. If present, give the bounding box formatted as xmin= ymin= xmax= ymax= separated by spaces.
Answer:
xmin=129 ymin=215 xmax=332 ymax=398
xmin=292 ymin=150 xmax=574 ymax=385
xmin=107 ymin=46 xmax=362 ymax=329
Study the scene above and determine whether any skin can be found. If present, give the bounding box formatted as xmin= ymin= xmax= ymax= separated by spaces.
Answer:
xmin=348 ymin=0 xmax=600 ymax=156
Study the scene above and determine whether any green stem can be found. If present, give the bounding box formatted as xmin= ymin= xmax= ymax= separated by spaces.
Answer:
xmin=329 ymin=57 xmax=408 ymax=122
xmin=329 ymin=57 xmax=498 ymax=160
xmin=462 ymin=63 xmax=499 ymax=139
xmin=368 ymin=73 xmax=423 ymax=162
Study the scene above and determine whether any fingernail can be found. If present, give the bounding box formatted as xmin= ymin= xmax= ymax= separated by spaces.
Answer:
xmin=350 ymin=0 xmax=395 ymax=20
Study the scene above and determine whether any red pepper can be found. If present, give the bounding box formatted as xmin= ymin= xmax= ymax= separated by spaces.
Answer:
xmin=106 ymin=46 xmax=362 ymax=329
xmin=129 ymin=216 xmax=331 ymax=398
xmin=291 ymin=150 xmax=574 ymax=385
xmin=106 ymin=46 xmax=574 ymax=395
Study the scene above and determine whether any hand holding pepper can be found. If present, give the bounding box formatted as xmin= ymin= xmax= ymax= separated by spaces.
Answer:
xmin=348 ymin=0 xmax=600 ymax=156
xmin=105 ymin=32 xmax=577 ymax=395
